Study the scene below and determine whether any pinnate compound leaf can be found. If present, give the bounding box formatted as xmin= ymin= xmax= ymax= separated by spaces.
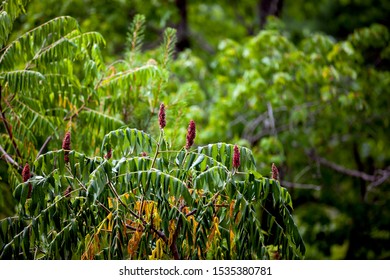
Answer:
xmin=197 ymin=143 xmax=256 ymax=171
xmin=101 ymin=128 xmax=155 ymax=159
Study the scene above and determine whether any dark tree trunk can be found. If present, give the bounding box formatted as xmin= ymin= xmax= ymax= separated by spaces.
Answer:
xmin=345 ymin=203 xmax=369 ymax=259
xmin=258 ymin=0 xmax=284 ymax=28
xmin=175 ymin=0 xmax=190 ymax=52
xmin=352 ymin=142 xmax=367 ymax=200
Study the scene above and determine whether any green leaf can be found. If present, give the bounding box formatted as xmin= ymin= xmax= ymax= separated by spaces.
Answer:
xmin=22 ymin=226 xmax=30 ymax=258
xmin=190 ymin=153 xmax=205 ymax=169
xmin=0 ymin=70 xmax=45 ymax=93
xmin=0 ymin=11 xmax=13 ymax=46
xmin=86 ymin=161 xmax=109 ymax=204
xmin=194 ymin=166 xmax=228 ymax=193
xmin=197 ymin=143 xmax=256 ymax=171
xmin=101 ymin=128 xmax=156 ymax=158
xmin=0 ymin=16 xmax=80 ymax=70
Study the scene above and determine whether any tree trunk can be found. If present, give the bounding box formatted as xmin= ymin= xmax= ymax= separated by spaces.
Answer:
xmin=258 ymin=0 xmax=284 ymax=29
xmin=175 ymin=0 xmax=190 ymax=52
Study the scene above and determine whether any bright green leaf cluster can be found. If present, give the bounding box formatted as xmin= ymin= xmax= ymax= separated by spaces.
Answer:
xmin=1 ymin=126 xmax=305 ymax=259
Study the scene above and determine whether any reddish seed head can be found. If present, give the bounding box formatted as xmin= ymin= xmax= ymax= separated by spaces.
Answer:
xmin=159 ymin=103 xmax=166 ymax=129
xmin=272 ymin=163 xmax=279 ymax=180
xmin=62 ymin=131 xmax=71 ymax=163
xmin=185 ymin=120 xmax=196 ymax=150
xmin=104 ymin=148 xmax=112 ymax=159
xmin=233 ymin=145 xmax=240 ymax=169
xmin=64 ymin=186 xmax=72 ymax=198
xmin=140 ymin=152 xmax=148 ymax=157
xmin=22 ymin=163 xmax=32 ymax=198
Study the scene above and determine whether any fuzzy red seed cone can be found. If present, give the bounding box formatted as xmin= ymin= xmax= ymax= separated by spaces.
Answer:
xmin=185 ymin=120 xmax=196 ymax=150
xmin=22 ymin=163 xmax=32 ymax=198
xmin=140 ymin=152 xmax=148 ymax=157
xmin=272 ymin=163 xmax=279 ymax=180
xmin=22 ymin=163 xmax=31 ymax=182
xmin=64 ymin=186 xmax=72 ymax=198
xmin=104 ymin=148 xmax=112 ymax=159
xmin=233 ymin=145 xmax=240 ymax=169
xmin=62 ymin=131 xmax=71 ymax=163
xmin=159 ymin=103 xmax=166 ymax=129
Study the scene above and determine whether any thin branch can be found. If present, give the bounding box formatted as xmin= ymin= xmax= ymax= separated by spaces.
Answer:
xmin=36 ymin=136 xmax=52 ymax=159
xmin=280 ymin=180 xmax=321 ymax=191
xmin=63 ymin=103 xmax=87 ymax=121
xmin=67 ymin=166 xmax=111 ymax=215
xmin=63 ymin=93 xmax=94 ymax=122
xmin=185 ymin=209 xmax=197 ymax=217
xmin=125 ymin=224 xmax=137 ymax=231
xmin=367 ymin=168 xmax=390 ymax=191
xmin=151 ymin=130 xmax=163 ymax=168
xmin=307 ymin=150 xmax=375 ymax=181
xmin=0 ymin=85 xmax=22 ymax=160
xmin=106 ymin=179 xmax=169 ymax=245
xmin=307 ymin=150 xmax=390 ymax=190
xmin=267 ymin=102 xmax=277 ymax=136
xmin=169 ymin=203 xmax=187 ymax=260
xmin=0 ymin=144 xmax=20 ymax=170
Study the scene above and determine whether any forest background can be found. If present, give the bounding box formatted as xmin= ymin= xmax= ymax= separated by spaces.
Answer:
xmin=1 ymin=0 xmax=389 ymax=259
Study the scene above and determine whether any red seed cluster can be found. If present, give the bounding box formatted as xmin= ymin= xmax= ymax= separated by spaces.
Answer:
xmin=140 ymin=152 xmax=148 ymax=157
xmin=272 ymin=163 xmax=279 ymax=180
xmin=22 ymin=163 xmax=31 ymax=183
xmin=159 ymin=103 xmax=166 ymax=129
xmin=64 ymin=186 xmax=72 ymax=198
xmin=22 ymin=163 xmax=32 ymax=198
xmin=233 ymin=144 xmax=240 ymax=169
xmin=62 ymin=131 xmax=71 ymax=163
xmin=185 ymin=120 xmax=196 ymax=150
xmin=104 ymin=148 xmax=112 ymax=159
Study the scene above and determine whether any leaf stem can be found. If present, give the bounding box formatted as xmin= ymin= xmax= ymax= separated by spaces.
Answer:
xmin=151 ymin=129 xmax=163 ymax=168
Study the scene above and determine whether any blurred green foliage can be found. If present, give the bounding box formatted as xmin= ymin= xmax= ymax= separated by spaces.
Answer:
xmin=170 ymin=22 xmax=390 ymax=259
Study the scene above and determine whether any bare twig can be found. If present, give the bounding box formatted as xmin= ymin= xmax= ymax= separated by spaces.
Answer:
xmin=307 ymin=150 xmax=375 ymax=181
xmin=125 ymin=224 xmax=137 ymax=231
xmin=367 ymin=168 xmax=390 ymax=192
xmin=307 ymin=150 xmax=390 ymax=190
xmin=36 ymin=136 xmax=52 ymax=159
xmin=280 ymin=180 xmax=321 ymax=191
xmin=0 ymin=144 xmax=20 ymax=170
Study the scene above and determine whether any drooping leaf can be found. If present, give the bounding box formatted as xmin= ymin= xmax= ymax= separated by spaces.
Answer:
xmin=101 ymin=128 xmax=156 ymax=158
